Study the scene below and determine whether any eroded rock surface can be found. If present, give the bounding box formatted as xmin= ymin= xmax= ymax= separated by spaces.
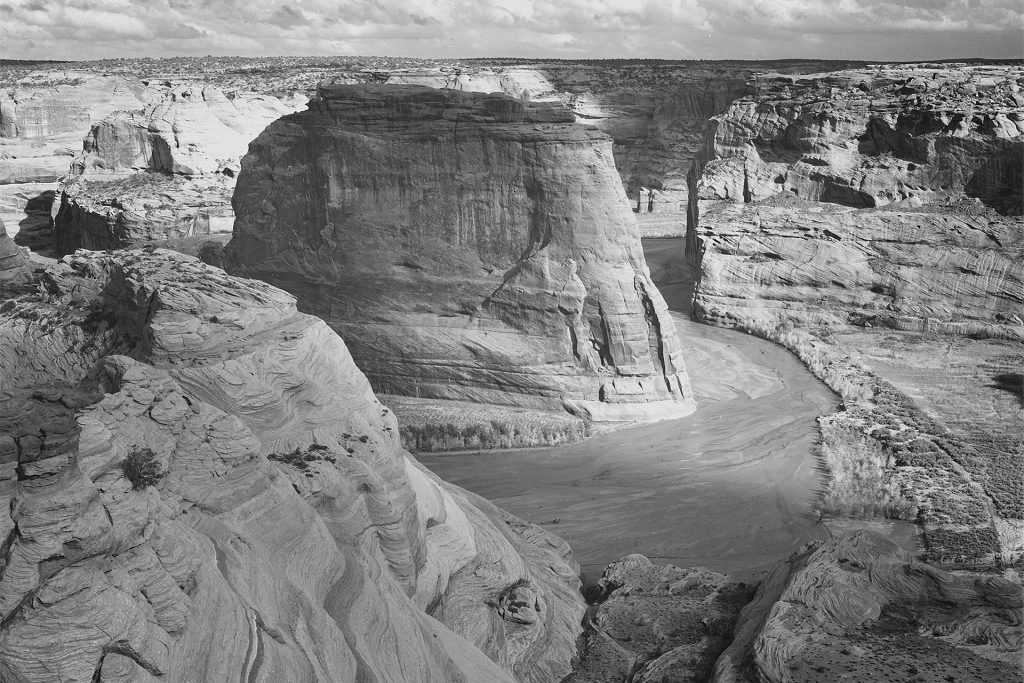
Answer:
xmin=227 ymin=84 xmax=695 ymax=420
xmin=712 ymin=531 xmax=1023 ymax=683
xmin=0 ymin=249 xmax=584 ymax=682
xmin=689 ymin=64 xmax=1024 ymax=338
xmin=567 ymin=555 xmax=755 ymax=683
xmin=52 ymin=86 xmax=305 ymax=252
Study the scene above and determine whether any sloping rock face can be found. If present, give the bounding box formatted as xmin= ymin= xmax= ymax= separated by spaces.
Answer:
xmin=712 ymin=531 xmax=1023 ymax=683
xmin=226 ymin=84 xmax=695 ymax=420
xmin=688 ymin=64 xmax=1024 ymax=339
xmin=51 ymin=85 xmax=305 ymax=253
xmin=0 ymin=249 xmax=583 ymax=682
xmin=0 ymin=219 xmax=32 ymax=289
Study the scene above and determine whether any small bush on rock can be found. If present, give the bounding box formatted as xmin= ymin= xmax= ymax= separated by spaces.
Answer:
xmin=121 ymin=448 xmax=165 ymax=490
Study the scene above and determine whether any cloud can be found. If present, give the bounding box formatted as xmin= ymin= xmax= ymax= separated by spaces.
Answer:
xmin=0 ymin=0 xmax=1020 ymax=60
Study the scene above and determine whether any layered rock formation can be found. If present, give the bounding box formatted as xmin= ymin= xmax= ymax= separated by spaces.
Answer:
xmin=227 ymin=84 xmax=695 ymax=420
xmin=52 ymin=86 xmax=305 ymax=252
xmin=688 ymin=64 xmax=1024 ymax=339
xmin=0 ymin=74 xmax=147 ymax=140
xmin=0 ymin=249 xmax=584 ymax=682
xmin=713 ymin=531 xmax=1022 ymax=683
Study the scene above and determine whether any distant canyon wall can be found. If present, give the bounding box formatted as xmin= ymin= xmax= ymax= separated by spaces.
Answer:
xmin=226 ymin=85 xmax=694 ymax=420
xmin=687 ymin=64 xmax=1024 ymax=340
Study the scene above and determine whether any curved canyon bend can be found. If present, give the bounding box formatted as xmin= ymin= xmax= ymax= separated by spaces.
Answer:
xmin=422 ymin=239 xmax=910 ymax=583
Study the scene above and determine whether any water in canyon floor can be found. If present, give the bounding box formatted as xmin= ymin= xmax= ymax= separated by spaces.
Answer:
xmin=420 ymin=239 xmax=912 ymax=583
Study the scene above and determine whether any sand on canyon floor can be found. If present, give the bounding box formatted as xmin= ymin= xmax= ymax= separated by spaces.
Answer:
xmin=421 ymin=239 xmax=919 ymax=583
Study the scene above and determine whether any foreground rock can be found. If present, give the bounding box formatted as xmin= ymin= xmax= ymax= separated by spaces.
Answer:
xmin=227 ymin=84 xmax=695 ymax=420
xmin=713 ymin=531 xmax=1022 ymax=683
xmin=567 ymin=555 xmax=755 ymax=683
xmin=0 ymin=249 xmax=584 ymax=682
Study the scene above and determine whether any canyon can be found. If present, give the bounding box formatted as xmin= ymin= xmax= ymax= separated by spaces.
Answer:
xmin=0 ymin=56 xmax=1021 ymax=682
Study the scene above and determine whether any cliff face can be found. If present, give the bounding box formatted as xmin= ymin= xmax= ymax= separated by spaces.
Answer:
xmin=688 ymin=64 xmax=1024 ymax=339
xmin=52 ymin=86 xmax=305 ymax=253
xmin=0 ymin=249 xmax=584 ymax=682
xmin=0 ymin=220 xmax=31 ymax=287
xmin=0 ymin=75 xmax=147 ymax=140
xmin=226 ymin=84 xmax=695 ymax=420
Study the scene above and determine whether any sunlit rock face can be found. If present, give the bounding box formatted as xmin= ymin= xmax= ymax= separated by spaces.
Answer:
xmin=0 ymin=249 xmax=584 ymax=683
xmin=0 ymin=220 xmax=31 ymax=287
xmin=226 ymin=84 xmax=695 ymax=420
xmin=52 ymin=85 xmax=306 ymax=253
xmin=687 ymin=64 xmax=1024 ymax=341
xmin=712 ymin=531 xmax=1023 ymax=683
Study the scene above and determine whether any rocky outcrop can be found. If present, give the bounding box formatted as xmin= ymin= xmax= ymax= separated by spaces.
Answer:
xmin=226 ymin=84 xmax=695 ymax=420
xmin=53 ymin=174 xmax=234 ymax=253
xmin=712 ymin=531 xmax=1022 ymax=683
xmin=0 ymin=219 xmax=31 ymax=287
xmin=688 ymin=64 xmax=1024 ymax=339
xmin=567 ymin=555 xmax=754 ymax=683
xmin=50 ymin=85 xmax=305 ymax=253
xmin=73 ymin=85 xmax=305 ymax=177
xmin=0 ymin=249 xmax=584 ymax=682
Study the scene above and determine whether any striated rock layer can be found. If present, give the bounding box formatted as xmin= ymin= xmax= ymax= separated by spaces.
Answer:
xmin=52 ymin=85 xmax=305 ymax=253
xmin=688 ymin=64 xmax=1024 ymax=340
xmin=227 ymin=84 xmax=695 ymax=420
xmin=712 ymin=531 xmax=1022 ymax=683
xmin=0 ymin=249 xmax=584 ymax=682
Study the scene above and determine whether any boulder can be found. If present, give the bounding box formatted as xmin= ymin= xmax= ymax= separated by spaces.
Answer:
xmin=226 ymin=84 xmax=695 ymax=420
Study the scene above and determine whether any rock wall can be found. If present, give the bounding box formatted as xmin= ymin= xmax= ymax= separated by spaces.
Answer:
xmin=226 ymin=84 xmax=695 ymax=420
xmin=688 ymin=64 xmax=1024 ymax=339
xmin=0 ymin=249 xmax=584 ymax=682
xmin=0 ymin=74 xmax=147 ymax=140
xmin=712 ymin=531 xmax=1022 ymax=683
xmin=51 ymin=86 xmax=305 ymax=253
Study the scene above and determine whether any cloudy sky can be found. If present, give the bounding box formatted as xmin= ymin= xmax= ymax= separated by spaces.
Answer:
xmin=1 ymin=0 xmax=1021 ymax=62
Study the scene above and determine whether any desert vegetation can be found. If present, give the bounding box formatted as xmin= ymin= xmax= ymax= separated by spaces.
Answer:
xmin=720 ymin=316 xmax=1017 ymax=566
xmin=382 ymin=396 xmax=591 ymax=453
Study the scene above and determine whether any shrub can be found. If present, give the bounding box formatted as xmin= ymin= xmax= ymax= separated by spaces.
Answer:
xmin=121 ymin=448 xmax=165 ymax=490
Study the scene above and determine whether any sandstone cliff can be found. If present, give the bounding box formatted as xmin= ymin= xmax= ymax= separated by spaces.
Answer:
xmin=226 ymin=84 xmax=695 ymax=420
xmin=712 ymin=531 xmax=1022 ymax=683
xmin=0 ymin=219 xmax=31 ymax=288
xmin=51 ymin=86 xmax=305 ymax=253
xmin=688 ymin=64 xmax=1024 ymax=338
xmin=0 ymin=249 xmax=584 ymax=682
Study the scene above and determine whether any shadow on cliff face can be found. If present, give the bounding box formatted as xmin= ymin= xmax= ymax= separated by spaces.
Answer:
xmin=990 ymin=373 xmax=1024 ymax=407
xmin=14 ymin=189 xmax=55 ymax=253
xmin=965 ymin=152 xmax=1023 ymax=216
